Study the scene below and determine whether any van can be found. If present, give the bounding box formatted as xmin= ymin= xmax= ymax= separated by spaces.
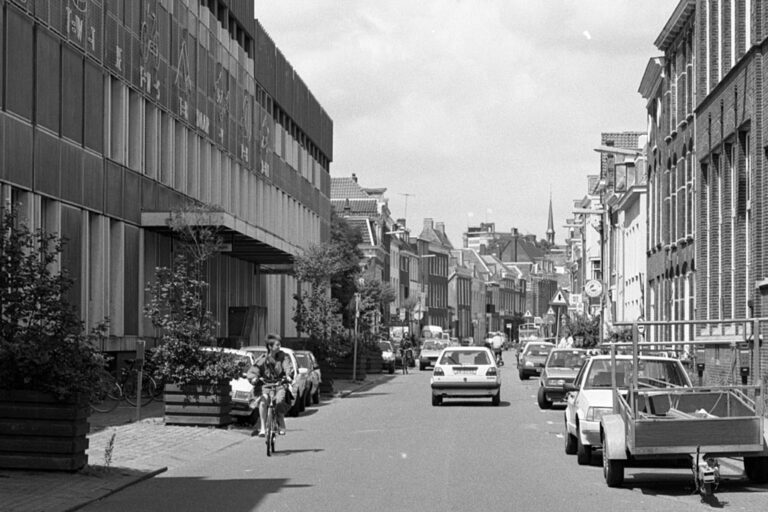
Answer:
xmin=420 ymin=325 xmax=444 ymax=340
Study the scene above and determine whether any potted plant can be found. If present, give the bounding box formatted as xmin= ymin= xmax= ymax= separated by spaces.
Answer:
xmin=144 ymin=206 xmax=249 ymax=426
xmin=0 ymin=207 xmax=107 ymax=471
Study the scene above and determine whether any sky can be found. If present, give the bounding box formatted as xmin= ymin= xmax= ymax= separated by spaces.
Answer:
xmin=253 ymin=0 xmax=677 ymax=247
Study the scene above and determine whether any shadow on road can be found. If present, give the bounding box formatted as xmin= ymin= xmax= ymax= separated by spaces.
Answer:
xmin=272 ymin=448 xmax=325 ymax=456
xmin=619 ymin=471 xmax=768 ymax=505
xmin=344 ymin=392 xmax=391 ymax=398
xmin=92 ymin=477 xmax=312 ymax=512
xmin=437 ymin=400 xmax=511 ymax=408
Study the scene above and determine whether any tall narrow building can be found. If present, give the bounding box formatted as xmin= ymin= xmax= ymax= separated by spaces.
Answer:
xmin=546 ymin=193 xmax=555 ymax=245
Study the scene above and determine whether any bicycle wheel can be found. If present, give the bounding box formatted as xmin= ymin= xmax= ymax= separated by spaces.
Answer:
xmin=265 ymin=406 xmax=274 ymax=457
xmin=124 ymin=373 xmax=156 ymax=407
xmin=91 ymin=381 xmax=122 ymax=413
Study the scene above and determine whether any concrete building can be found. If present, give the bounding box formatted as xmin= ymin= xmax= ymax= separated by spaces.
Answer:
xmin=0 ymin=0 xmax=333 ymax=356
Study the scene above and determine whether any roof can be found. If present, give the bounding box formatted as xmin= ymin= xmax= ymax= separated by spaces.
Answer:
xmin=654 ymin=0 xmax=695 ymax=52
xmin=330 ymin=177 xmax=370 ymax=199
xmin=345 ymin=218 xmax=376 ymax=245
xmin=638 ymin=57 xmax=664 ymax=99
xmin=331 ymin=198 xmax=378 ymax=215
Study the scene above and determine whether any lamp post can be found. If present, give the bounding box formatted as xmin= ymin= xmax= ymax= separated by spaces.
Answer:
xmin=352 ymin=291 xmax=360 ymax=382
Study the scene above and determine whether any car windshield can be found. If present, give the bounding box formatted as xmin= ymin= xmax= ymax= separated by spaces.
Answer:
xmin=422 ymin=341 xmax=439 ymax=350
xmin=584 ymin=359 xmax=688 ymax=389
xmin=379 ymin=341 xmax=393 ymax=352
xmin=295 ymin=353 xmax=310 ymax=369
xmin=524 ymin=344 xmax=553 ymax=357
xmin=546 ymin=350 xmax=587 ymax=369
xmin=440 ymin=350 xmax=491 ymax=366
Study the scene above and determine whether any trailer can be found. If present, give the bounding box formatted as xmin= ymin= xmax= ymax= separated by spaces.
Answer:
xmin=599 ymin=319 xmax=768 ymax=495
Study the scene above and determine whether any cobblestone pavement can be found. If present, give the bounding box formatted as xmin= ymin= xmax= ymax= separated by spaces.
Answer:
xmin=0 ymin=374 xmax=392 ymax=512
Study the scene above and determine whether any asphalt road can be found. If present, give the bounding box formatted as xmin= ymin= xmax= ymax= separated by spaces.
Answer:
xmin=82 ymin=361 xmax=768 ymax=511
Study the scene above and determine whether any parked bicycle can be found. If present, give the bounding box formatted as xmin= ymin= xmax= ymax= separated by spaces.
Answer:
xmin=90 ymin=371 xmax=122 ymax=413
xmin=120 ymin=358 xmax=158 ymax=407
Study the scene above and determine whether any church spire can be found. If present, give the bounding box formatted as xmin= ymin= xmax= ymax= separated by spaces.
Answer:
xmin=546 ymin=191 xmax=555 ymax=245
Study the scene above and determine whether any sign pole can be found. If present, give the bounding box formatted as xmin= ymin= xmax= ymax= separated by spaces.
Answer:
xmin=135 ymin=340 xmax=146 ymax=422
xmin=353 ymin=293 xmax=359 ymax=382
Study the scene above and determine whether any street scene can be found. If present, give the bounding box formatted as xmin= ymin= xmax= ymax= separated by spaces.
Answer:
xmin=2 ymin=0 xmax=768 ymax=511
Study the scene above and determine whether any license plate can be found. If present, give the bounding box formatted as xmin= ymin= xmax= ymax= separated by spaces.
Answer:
xmin=453 ymin=368 xmax=476 ymax=375
xmin=234 ymin=391 xmax=251 ymax=400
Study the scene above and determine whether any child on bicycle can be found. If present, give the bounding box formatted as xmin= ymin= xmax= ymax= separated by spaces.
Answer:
xmin=246 ymin=334 xmax=294 ymax=437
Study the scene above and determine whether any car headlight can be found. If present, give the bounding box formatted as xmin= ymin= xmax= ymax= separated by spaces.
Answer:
xmin=525 ymin=361 xmax=534 ymax=367
xmin=586 ymin=407 xmax=613 ymax=422
xmin=547 ymin=379 xmax=565 ymax=386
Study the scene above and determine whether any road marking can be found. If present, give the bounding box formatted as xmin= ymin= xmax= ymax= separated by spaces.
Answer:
xmin=546 ymin=420 xmax=554 ymax=425
xmin=555 ymin=434 xmax=564 ymax=438
xmin=401 ymin=453 xmax=408 ymax=459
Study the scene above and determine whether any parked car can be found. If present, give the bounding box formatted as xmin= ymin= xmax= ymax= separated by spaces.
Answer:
xmin=517 ymin=341 xmax=555 ymax=380
xmin=294 ymin=349 xmax=322 ymax=405
xmin=418 ymin=340 xmax=444 ymax=370
xmin=430 ymin=346 xmax=501 ymax=406
xmin=564 ymin=354 xmax=692 ymax=465
xmin=537 ymin=348 xmax=589 ymax=409
xmin=242 ymin=346 xmax=308 ymax=417
xmin=379 ymin=340 xmax=396 ymax=374
xmin=200 ymin=347 xmax=258 ymax=423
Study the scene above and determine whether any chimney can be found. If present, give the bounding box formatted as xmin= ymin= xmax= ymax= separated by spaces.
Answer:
xmin=435 ymin=222 xmax=445 ymax=235
xmin=351 ymin=173 xmax=358 ymax=183
xmin=423 ymin=218 xmax=434 ymax=230
xmin=397 ymin=218 xmax=406 ymax=228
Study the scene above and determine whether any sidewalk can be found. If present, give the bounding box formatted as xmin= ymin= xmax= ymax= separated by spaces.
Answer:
xmin=0 ymin=373 xmax=393 ymax=512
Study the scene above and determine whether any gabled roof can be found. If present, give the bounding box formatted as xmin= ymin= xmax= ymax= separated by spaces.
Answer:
xmin=330 ymin=198 xmax=378 ymax=215
xmin=344 ymin=217 xmax=376 ymax=245
xmin=331 ymin=177 xmax=369 ymax=199
xmin=418 ymin=223 xmax=454 ymax=250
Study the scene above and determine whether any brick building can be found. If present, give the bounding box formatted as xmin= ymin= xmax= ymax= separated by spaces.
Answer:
xmin=0 ymin=0 xmax=332 ymax=356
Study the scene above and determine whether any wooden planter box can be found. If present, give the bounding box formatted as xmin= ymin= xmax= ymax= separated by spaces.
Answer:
xmin=164 ymin=383 xmax=233 ymax=427
xmin=0 ymin=390 xmax=89 ymax=471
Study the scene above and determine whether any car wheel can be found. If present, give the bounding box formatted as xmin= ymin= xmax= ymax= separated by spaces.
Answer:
xmin=564 ymin=428 xmax=577 ymax=455
xmin=312 ymin=388 xmax=320 ymax=404
xmin=603 ymin=443 xmax=624 ymax=487
xmin=304 ymin=389 xmax=311 ymax=408
xmin=491 ymin=391 xmax=500 ymax=406
xmin=388 ymin=364 xmax=395 ymax=374
xmin=537 ymin=386 xmax=552 ymax=409
xmin=432 ymin=395 xmax=442 ymax=406
xmin=744 ymin=456 xmax=768 ymax=483
xmin=420 ymin=363 xmax=425 ymax=371
xmin=518 ymin=369 xmax=528 ymax=381
xmin=576 ymin=426 xmax=592 ymax=465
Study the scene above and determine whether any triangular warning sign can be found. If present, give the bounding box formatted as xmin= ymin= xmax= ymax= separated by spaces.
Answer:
xmin=546 ymin=307 xmax=555 ymax=316
xmin=524 ymin=310 xmax=532 ymax=317
xmin=550 ymin=290 xmax=568 ymax=306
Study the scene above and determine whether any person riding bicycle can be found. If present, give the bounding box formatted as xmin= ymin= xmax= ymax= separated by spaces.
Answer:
xmin=491 ymin=332 xmax=504 ymax=365
xmin=246 ymin=334 xmax=294 ymax=437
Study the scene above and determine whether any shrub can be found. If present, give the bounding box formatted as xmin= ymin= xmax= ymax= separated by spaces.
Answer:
xmin=0 ymin=207 xmax=106 ymax=400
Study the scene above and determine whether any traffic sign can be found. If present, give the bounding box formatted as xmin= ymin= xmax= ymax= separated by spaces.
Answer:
xmin=413 ymin=311 xmax=424 ymax=321
xmin=584 ymin=279 xmax=603 ymax=298
xmin=524 ymin=310 xmax=532 ymax=317
xmin=550 ymin=290 xmax=568 ymax=306
xmin=546 ymin=307 xmax=555 ymax=316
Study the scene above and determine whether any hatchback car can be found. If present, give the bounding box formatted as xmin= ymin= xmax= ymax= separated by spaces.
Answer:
xmin=201 ymin=347 xmax=257 ymax=423
xmin=242 ymin=346 xmax=308 ymax=417
xmin=430 ymin=346 xmax=501 ymax=406
xmin=537 ymin=348 xmax=588 ymax=409
xmin=294 ymin=349 xmax=322 ymax=405
xmin=517 ymin=341 xmax=555 ymax=380
xmin=379 ymin=340 xmax=396 ymax=374
xmin=418 ymin=340 xmax=444 ymax=370
xmin=564 ymin=355 xmax=692 ymax=465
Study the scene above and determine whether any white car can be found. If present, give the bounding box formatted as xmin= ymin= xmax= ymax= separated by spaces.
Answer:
xmin=242 ymin=346 xmax=309 ymax=417
xmin=564 ymin=354 xmax=692 ymax=465
xmin=379 ymin=340 xmax=396 ymax=374
xmin=419 ymin=340 xmax=446 ymax=370
xmin=200 ymin=347 xmax=258 ymax=422
xmin=430 ymin=346 xmax=501 ymax=406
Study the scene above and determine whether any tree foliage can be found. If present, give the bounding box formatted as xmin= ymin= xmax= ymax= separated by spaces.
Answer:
xmin=0 ymin=206 xmax=107 ymax=400
xmin=144 ymin=205 xmax=247 ymax=386
xmin=329 ymin=211 xmax=363 ymax=327
xmin=564 ymin=314 xmax=601 ymax=348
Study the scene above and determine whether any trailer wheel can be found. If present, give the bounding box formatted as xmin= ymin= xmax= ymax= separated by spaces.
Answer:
xmin=744 ymin=456 xmax=768 ymax=483
xmin=602 ymin=440 xmax=624 ymax=487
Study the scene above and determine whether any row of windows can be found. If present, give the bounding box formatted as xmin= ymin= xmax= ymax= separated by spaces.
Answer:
xmin=704 ymin=0 xmax=752 ymax=93
xmin=647 ymin=274 xmax=695 ymax=343
xmin=649 ymin=146 xmax=695 ymax=248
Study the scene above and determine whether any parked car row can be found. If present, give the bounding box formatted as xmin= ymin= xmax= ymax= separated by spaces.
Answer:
xmin=204 ymin=346 xmax=322 ymax=425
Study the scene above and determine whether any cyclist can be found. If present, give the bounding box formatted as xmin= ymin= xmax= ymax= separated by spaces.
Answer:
xmin=246 ymin=334 xmax=294 ymax=437
xmin=491 ymin=332 xmax=504 ymax=366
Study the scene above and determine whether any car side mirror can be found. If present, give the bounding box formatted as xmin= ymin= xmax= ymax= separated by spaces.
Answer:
xmin=563 ymin=383 xmax=579 ymax=393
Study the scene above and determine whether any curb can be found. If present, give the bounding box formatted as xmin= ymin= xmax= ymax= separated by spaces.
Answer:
xmin=67 ymin=466 xmax=168 ymax=512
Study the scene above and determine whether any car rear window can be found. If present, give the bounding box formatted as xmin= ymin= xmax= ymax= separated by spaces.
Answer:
xmin=525 ymin=344 xmax=553 ymax=356
xmin=295 ymin=353 xmax=310 ymax=369
xmin=422 ymin=341 xmax=439 ymax=350
xmin=379 ymin=341 xmax=393 ymax=352
xmin=440 ymin=350 xmax=491 ymax=366
xmin=547 ymin=350 xmax=587 ymax=369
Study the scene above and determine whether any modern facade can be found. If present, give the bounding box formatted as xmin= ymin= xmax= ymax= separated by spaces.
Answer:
xmin=0 ymin=0 xmax=332 ymax=355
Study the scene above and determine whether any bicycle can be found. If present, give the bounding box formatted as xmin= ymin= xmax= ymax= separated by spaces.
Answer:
xmin=90 ymin=371 xmax=123 ymax=413
xmin=261 ymin=380 xmax=287 ymax=456
xmin=120 ymin=359 xmax=158 ymax=407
